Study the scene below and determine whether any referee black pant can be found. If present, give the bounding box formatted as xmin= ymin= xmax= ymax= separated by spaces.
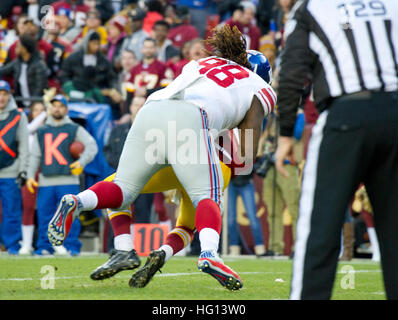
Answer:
xmin=290 ymin=91 xmax=398 ymax=300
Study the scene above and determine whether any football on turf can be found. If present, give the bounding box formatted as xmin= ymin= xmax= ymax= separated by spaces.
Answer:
xmin=69 ymin=141 xmax=85 ymax=159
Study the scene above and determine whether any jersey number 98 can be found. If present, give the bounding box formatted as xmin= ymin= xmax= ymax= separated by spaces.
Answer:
xmin=198 ymin=58 xmax=249 ymax=88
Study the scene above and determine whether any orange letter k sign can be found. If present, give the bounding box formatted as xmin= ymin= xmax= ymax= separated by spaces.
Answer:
xmin=44 ymin=133 xmax=68 ymax=165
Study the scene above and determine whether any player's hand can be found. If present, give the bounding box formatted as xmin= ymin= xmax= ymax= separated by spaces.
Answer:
xmin=275 ymin=136 xmax=294 ymax=178
xmin=70 ymin=161 xmax=84 ymax=176
xmin=26 ymin=178 xmax=38 ymax=194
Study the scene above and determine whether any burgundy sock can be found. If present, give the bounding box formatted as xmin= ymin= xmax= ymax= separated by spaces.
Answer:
xmin=164 ymin=226 xmax=194 ymax=253
xmin=89 ymin=181 xmax=124 ymax=209
xmin=110 ymin=214 xmax=132 ymax=237
xmin=195 ymin=199 xmax=222 ymax=234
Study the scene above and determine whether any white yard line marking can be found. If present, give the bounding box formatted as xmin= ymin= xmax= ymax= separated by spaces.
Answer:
xmin=0 ymin=270 xmax=381 ymax=282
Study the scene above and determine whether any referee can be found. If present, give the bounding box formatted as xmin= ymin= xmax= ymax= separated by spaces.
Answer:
xmin=275 ymin=0 xmax=398 ymax=299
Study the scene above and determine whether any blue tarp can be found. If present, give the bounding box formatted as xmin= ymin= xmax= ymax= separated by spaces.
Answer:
xmin=68 ymin=102 xmax=114 ymax=182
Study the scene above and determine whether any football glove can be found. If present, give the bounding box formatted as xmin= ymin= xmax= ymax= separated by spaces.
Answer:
xmin=26 ymin=178 xmax=38 ymax=194
xmin=70 ymin=161 xmax=84 ymax=176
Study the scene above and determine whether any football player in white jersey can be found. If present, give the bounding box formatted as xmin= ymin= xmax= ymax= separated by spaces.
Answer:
xmin=48 ymin=25 xmax=276 ymax=291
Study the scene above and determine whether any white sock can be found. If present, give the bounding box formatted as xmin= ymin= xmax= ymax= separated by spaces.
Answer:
xmin=114 ymin=233 xmax=134 ymax=251
xmin=367 ymin=227 xmax=380 ymax=261
xmin=199 ymin=228 xmax=220 ymax=252
xmin=21 ymin=225 xmax=34 ymax=248
xmin=77 ymin=190 xmax=98 ymax=210
xmin=159 ymin=244 xmax=173 ymax=262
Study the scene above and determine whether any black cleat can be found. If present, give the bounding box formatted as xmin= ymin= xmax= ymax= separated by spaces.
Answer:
xmin=129 ymin=250 xmax=166 ymax=288
xmin=90 ymin=249 xmax=141 ymax=280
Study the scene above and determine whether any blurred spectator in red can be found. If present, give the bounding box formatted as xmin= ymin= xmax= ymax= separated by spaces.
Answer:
xmin=54 ymin=6 xmax=82 ymax=44
xmin=106 ymin=15 xmax=127 ymax=70
xmin=120 ymin=7 xmax=149 ymax=62
xmin=223 ymin=1 xmax=260 ymax=50
xmin=170 ymin=38 xmax=208 ymax=77
xmin=129 ymin=37 xmax=172 ymax=98
xmin=167 ymin=5 xmax=199 ymax=49
xmin=143 ymin=0 xmax=165 ymax=35
xmin=0 ymin=34 xmax=48 ymax=105
xmin=240 ymin=1 xmax=261 ymax=49
xmin=6 ymin=18 xmax=53 ymax=63
xmin=177 ymin=0 xmax=210 ymax=38
xmin=152 ymin=20 xmax=180 ymax=64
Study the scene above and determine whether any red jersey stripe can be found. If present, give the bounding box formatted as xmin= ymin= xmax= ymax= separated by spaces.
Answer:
xmin=266 ymin=87 xmax=277 ymax=106
xmin=261 ymin=88 xmax=275 ymax=112
xmin=258 ymin=90 xmax=271 ymax=114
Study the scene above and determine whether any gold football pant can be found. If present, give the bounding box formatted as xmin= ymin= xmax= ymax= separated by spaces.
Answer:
xmin=105 ymin=162 xmax=231 ymax=231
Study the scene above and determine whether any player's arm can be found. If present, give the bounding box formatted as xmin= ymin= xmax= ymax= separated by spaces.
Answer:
xmin=237 ymin=95 xmax=265 ymax=171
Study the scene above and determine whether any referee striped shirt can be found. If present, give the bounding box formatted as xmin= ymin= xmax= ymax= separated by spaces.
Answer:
xmin=278 ymin=0 xmax=398 ymax=137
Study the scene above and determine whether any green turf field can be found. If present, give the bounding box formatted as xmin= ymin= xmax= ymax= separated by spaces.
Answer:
xmin=0 ymin=253 xmax=385 ymax=300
